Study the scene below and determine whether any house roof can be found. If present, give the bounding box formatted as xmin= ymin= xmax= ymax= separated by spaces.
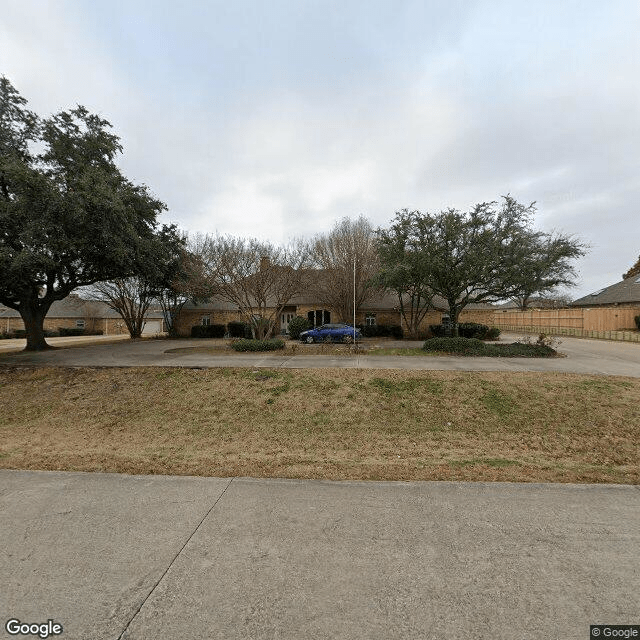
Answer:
xmin=496 ymin=297 xmax=570 ymax=310
xmin=181 ymin=291 xmax=494 ymax=314
xmin=571 ymin=277 xmax=640 ymax=306
xmin=0 ymin=296 xmax=164 ymax=319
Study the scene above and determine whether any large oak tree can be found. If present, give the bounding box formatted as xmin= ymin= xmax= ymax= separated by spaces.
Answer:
xmin=393 ymin=196 xmax=587 ymax=335
xmin=0 ymin=77 xmax=175 ymax=350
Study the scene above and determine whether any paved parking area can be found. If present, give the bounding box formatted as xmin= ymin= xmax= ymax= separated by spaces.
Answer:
xmin=1 ymin=333 xmax=640 ymax=376
xmin=1 ymin=470 xmax=638 ymax=640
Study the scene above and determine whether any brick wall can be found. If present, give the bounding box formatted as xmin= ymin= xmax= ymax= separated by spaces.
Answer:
xmin=2 ymin=316 xmax=140 ymax=336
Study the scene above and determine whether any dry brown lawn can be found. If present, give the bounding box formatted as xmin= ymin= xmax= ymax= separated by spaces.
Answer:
xmin=1 ymin=366 xmax=638 ymax=484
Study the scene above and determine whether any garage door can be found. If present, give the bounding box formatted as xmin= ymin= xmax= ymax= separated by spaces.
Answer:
xmin=142 ymin=320 xmax=162 ymax=335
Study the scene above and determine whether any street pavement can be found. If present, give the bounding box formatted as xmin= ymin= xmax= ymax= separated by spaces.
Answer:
xmin=0 ymin=470 xmax=638 ymax=640
xmin=1 ymin=333 xmax=640 ymax=376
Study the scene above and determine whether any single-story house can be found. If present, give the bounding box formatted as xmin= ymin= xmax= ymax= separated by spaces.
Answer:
xmin=0 ymin=295 xmax=165 ymax=336
xmin=571 ymin=276 xmax=640 ymax=308
xmin=175 ymin=289 xmax=494 ymax=337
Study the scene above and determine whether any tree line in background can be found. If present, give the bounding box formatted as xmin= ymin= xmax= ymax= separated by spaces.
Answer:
xmin=1 ymin=76 xmax=588 ymax=349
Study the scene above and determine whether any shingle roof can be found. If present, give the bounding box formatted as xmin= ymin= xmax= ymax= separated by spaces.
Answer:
xmin=571 ymin=277 xmax=640 ymax=306
xmin=0 ymin=296 xmax=164 ymax=319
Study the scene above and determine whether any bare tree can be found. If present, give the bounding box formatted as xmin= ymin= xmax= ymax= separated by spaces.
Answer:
xmin=309 ymin=216 xmax=380 ymax=323
xmin=93 ymin=278 xmax=154 ymax=338
xmin=201 ymin=235 xmax=308 ymax=339
xmin=82 ymin=299 xmax=105 ymax=334
xmin=154 ymin=242 xmax=214 ymax=337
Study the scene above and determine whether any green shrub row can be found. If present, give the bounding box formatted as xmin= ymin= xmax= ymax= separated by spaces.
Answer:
xmin=358 ymin=324 xmax=404 ymax=339
xmin=227 ymin=321 xmax=252 ymax=338
xmin=230 ymin=338 xmax=285 ymax=352
xmin=191 ymin=324 xmax=226 ymax=338
xmin=422 ymin=336 xmax=556 ymax=357
xmin=635 ymin=315 xmax=640 ymax=331
xmin=429 ymin=322 xmax=500 ymax=340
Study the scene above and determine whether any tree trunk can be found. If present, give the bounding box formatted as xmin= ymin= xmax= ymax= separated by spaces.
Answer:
xmin=19 ymin=303 xmax=51 ymax=351
xmin=449 ymin=305 xmax=460 ymax=337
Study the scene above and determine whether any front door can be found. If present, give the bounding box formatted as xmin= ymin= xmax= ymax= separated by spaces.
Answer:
xmin=281 ymin=312 xmax=295 ymax=334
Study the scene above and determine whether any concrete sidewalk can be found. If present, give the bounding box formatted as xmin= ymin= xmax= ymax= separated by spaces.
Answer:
xmin=1 ymin=470 xmax=638 ymax=639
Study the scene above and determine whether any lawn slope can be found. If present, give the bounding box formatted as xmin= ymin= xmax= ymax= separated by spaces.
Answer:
xmin=1 ymin=366 xmax=638 ymax=484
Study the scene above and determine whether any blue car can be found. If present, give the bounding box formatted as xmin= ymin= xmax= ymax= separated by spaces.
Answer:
xmin=299 ymin=323 xmax=362 ymax=344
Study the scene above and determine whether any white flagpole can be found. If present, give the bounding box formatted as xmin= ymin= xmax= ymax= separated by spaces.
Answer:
xmin=353 ymin=253 xmax=356 ymax=343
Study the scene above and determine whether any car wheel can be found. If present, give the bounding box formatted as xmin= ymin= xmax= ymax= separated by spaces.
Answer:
xmin=342 ymin=335 xmax=353 ymax=344
xmin=305 ymin=336 xmax=314 ymax=344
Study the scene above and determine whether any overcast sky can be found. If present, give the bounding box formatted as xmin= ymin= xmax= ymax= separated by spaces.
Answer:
xmin=1 ymin=0 xmax=639 ymax=298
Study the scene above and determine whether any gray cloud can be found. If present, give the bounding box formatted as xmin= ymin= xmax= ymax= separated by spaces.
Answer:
xmin=1 ymin=0 xmax=638 ymax=297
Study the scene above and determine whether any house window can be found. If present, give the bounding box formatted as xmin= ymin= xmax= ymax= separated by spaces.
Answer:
xmin=201 ymin=315 xmax=211 ymax=326
xmin=307 ymin=310 xmax=331 ymax=327
xmin=76 ymin=320 xmax=85 ymax=328
xmin=365 ymin=314 xmax=376 ymax=326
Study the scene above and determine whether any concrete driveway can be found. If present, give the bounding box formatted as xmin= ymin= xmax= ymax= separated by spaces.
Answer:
xmin=1 ymin=333 xmax=640 ymax=376
xmin=1 ymin=470 xmax=638 ymax=640
xmin=0 ymin=333 xmax=129 ymax=353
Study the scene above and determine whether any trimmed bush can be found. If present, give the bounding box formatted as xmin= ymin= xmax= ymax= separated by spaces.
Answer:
xmin=190 ymin=324 xmax=226 ymax=338
xmin=423 ymin=336 xmax=555 ymax=357
xmin=429 ymin=322 xmax=500 ymax=340
xmin=227 ymin=321 xmax=251 ymax=338
xmin=287 ymin=316 xmax=310 ymax=340
xmin=230 ymin=338 xmax=285 ymax=352
xmin=58 ymin=327 xmax=85 ymax=336
xmin=429 ymin=324 xmax=448 ymax=337
xmin=360 ymin=324 xmax=404 ymax=339
xmin=423 ymin=337 xmax=486 ymax=355
xmin=635 ymin=315 xmax=640 ymax=331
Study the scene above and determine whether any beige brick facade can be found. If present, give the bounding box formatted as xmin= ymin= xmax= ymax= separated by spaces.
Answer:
xmin=2 ymin=316 xmax=153 ymax=336
xmin=173 ymin=303 xmax=496 ymax=338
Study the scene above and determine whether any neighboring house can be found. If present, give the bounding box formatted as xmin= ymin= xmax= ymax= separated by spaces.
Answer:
xmin=497 ymin=297 xmax=572 ymax=310
xmin=0 ymin=295 xmax=165 ymax=336
xmin=571 ymin=276 xmax=640 ymax=308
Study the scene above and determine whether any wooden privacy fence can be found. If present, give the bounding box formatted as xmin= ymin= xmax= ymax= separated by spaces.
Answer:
xmin=491 ymin=307 xmax=640 ymax=342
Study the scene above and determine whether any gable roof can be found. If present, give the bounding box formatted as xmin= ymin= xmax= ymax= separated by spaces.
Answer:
xmin=0 ymin=296 xmax=164 ymax=319
xmin=571 ymin=277 xmax=640 ymax=306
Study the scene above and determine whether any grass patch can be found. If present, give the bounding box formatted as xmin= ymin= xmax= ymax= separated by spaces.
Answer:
xmin=0 ymin=367 xmax=638 ymax=484
xmin=449 ymin=458 xmax=522 ymax=468
xmin=368 ymin=347 xmax=432 ymax=356
xmin=480 ymin=389 xmax=517 ymax=418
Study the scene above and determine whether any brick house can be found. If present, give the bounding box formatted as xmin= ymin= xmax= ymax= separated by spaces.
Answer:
xmin=175 ymin=289 xmax=494 ymax=338
xmin=0 ymin=295 xmax=165 ymax=336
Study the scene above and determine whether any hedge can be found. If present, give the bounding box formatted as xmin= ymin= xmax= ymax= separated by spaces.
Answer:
xmin=429 ymin=322 xmax=500 ymax=340
xmin=230 ymin=338 xmax=285 ymax=352
xmin=191 ymin=324 xmax=226 ymax=338
xmin=227 ymin=321 xmax=252 ymax=338
xmin=359 ymin=324 xmax=403 ymax=339
xmin=423 ymin=336 xmax=555 ymax=357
